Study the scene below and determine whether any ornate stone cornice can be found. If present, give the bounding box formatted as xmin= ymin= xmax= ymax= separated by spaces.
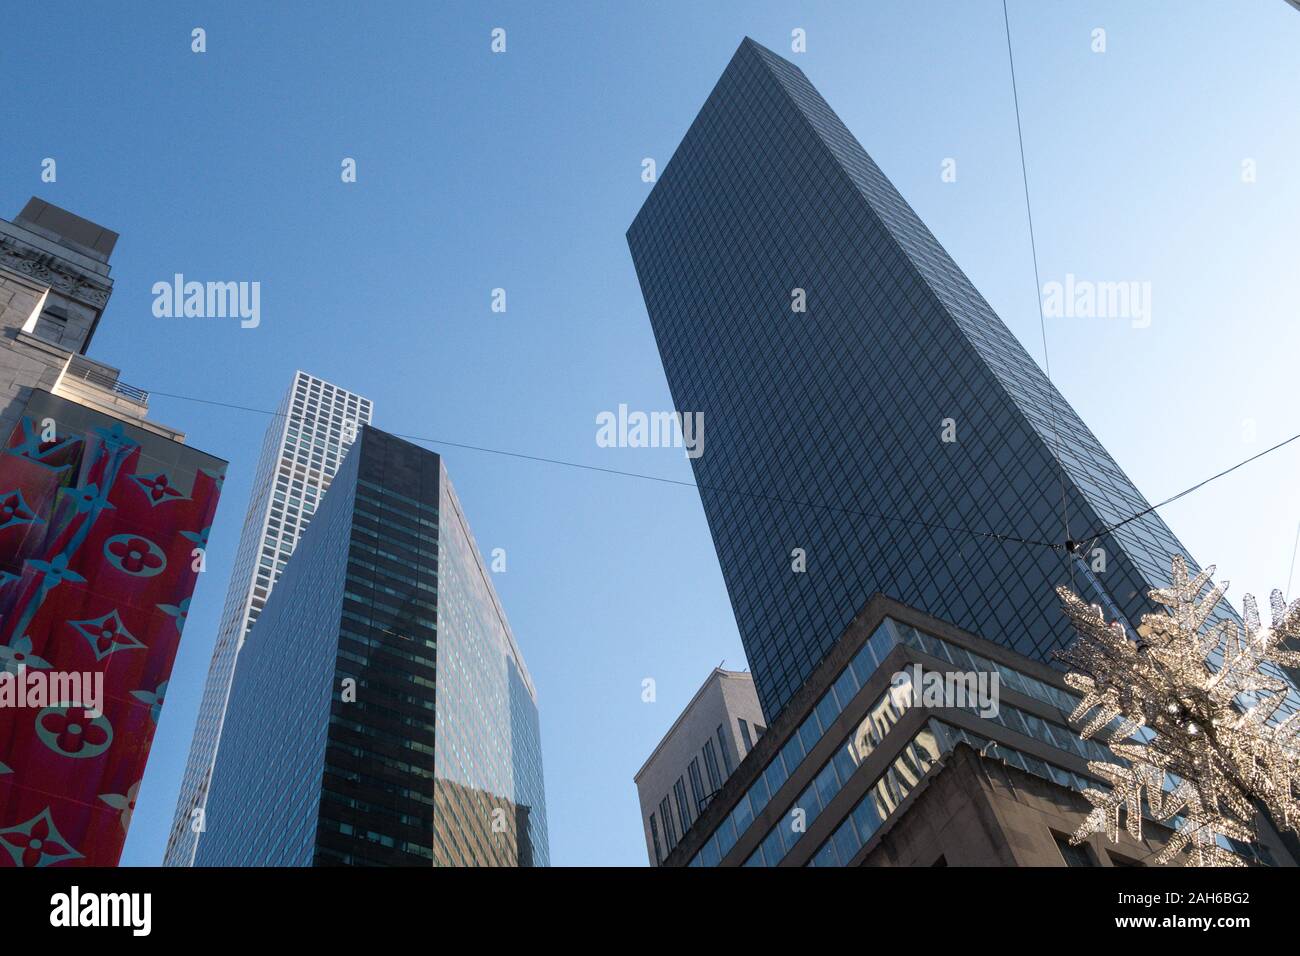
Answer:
xmin=0 ymin=237 xmax=111 ymax=308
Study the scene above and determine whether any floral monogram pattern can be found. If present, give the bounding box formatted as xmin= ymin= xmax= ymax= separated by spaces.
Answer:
xmin=35 ymin=705 xmax=114 ymax=760
xmin=130 ymin=472 xmax=188 ymax=506
xmin=0 ymin=808 xmax=83 ymax=867
xmin=0 ymin=411 xmax=223 ymax=865
xmin=70 ymin=609 xmax=146 ymax=661
xmin=0 ymin=489 xmax=41 ymax=531
xmin=0 ymin=636 xmax=51 ymax=675
xmin=61 ymin=482 xmax=112 ymax=517
xmin=131 ymin=681 xmax=167 ymax=724
xmin=99 ymin=781 xmax=141 ymax=832
xmin=158 ymin=597 xmax=191 ymax=634
xmin=103 ymin=534 xmax=166 ymax=577
xmin=5 ymin=417 xmax=75 ymax=469
xmin=27 ymin=553 xmax=84 ymax=588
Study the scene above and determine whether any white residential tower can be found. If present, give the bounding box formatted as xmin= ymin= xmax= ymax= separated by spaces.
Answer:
xmin=163 ymin=371 xmax=372 ymax=866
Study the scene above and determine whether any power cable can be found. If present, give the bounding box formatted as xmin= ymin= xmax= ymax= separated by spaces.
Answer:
xmin=142 ymin=386 xmax=1065 ymax=551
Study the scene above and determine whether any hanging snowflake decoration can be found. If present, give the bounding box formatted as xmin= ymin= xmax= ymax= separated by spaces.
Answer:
xmin=1055 ymin=555 xmax=1300 ymax=866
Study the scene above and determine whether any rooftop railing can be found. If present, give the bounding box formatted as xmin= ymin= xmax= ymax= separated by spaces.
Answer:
xmin=64 ymin=354 xmax=149 ymax=405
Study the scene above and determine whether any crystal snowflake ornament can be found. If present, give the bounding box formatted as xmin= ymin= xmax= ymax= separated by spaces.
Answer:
xmin=1055 ymin=555 xmax=1300 ymax=866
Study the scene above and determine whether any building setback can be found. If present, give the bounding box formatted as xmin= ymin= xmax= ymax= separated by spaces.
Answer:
xmin=634 ymin=668 xmax=764 ymax=865
xmin=625 ymin=39 xmax=1244 ymax=723
xmin=166 ymin=371 xmax=372 ymax=866
xmin=194 ymin=427 xmax=548 ymax=866
xmin=0 ymin=198 xmax=225 ymax=867
xmin=665 ymin=595 xmax=1295 ymax=867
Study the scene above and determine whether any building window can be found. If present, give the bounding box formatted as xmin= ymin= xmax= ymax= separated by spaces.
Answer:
xmin=716 ymin=724 xmax=734 ymax=775
xmin=1108 ymin=852 xmax=1140 ymax=867
xmin=688 ymin=758 xmax=707 ymax=814
xmin=738 ymin=718 xmax=754 ymax=753
xmin=649 ymin=813 xmax=664 ymax=865
xmin=659 ymin=797 xmax=677 ymax=849
xmin=674 ymin=777 xmax=692 ymax=834
xmin=702 ymin=738 xmax=723 ymax=792
xmin=1054 ymin=833 xmax=1095 ymax=867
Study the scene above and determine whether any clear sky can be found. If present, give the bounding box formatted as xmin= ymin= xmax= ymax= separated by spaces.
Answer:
xmin=4 ymin=1 xmax=1298 ymax=867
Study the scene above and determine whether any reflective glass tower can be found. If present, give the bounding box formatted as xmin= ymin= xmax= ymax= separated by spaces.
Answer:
xmin=165 ymin=371 xmax=371 ymax=866
xmin=627 ymin=38 xmax=1225 ymax=722
xmin=193 ymin=426 xmax=548 ymax=866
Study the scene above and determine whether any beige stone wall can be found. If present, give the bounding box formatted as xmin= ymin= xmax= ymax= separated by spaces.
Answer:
xmin=0 ymin=267 xmax=68 ymax=442
xmin=863 ymin=744 xmax=1166 ymax=866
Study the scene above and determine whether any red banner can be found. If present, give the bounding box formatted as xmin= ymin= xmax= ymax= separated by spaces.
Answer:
xmin=0 ymin=411 xmax=222 ymax=866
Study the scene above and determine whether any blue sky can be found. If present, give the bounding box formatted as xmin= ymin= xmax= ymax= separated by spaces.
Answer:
xmin=4 ymin=1 xmax=1299 ymax=866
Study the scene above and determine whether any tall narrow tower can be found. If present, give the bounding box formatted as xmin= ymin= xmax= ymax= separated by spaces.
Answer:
xmin=164 ymin=371 xmax=371 ymax=866
xmin=193 ymin=428 xmax=549 ymax=866
xmin=627 ymin=39 xmax=1226 ymax=722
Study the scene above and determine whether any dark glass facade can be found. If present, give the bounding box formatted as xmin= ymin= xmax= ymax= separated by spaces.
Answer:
xmin=626 ymin=38 xmax=1228 ymax=721
xmin=195 ymin=427 xmax=547 ymax=866
xmin=673 ymin=601 xmax=1291 ymax=868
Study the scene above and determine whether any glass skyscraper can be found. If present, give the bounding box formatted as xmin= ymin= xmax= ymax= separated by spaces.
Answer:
xmin=626 ymin=38 xmax=1226 ymax=722
xmin=193 ymin=426 xmax=548 ymax=866
xmin=165 ymin=371 xmax=371 ymax=866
